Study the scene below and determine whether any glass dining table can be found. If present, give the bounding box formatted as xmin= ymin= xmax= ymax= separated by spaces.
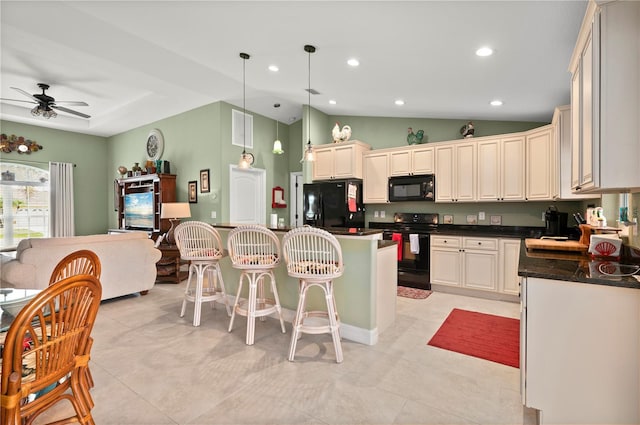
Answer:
xmin=1 ymin=288 xmax=41 ymax=332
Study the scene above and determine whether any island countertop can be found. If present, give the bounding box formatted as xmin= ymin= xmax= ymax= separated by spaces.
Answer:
xmin=518 ymin=239 xmax=640 ymax=289
xmin=210 ymin=223 xmax=383 ymax=237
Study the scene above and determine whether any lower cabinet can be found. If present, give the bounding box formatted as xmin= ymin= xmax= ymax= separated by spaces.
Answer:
xmin=431 ymin=235 xmax=520 ymax=296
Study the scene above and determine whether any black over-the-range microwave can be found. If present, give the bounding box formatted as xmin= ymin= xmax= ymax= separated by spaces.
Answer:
xmin=388 ymin=174 xmax=435 ymax=202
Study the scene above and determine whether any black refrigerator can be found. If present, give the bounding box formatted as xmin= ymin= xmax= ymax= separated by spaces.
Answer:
xmin=303 ymin=179 xmax=365 ymax=228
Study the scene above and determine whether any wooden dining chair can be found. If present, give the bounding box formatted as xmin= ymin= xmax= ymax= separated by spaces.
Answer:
xmin=1 ymin=274 xmax=102 ymax=425
xmin=48 ymin=249 xmax=102 ymax=410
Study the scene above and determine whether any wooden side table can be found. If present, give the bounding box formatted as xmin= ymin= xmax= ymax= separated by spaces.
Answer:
xmin=156 ymin=244 xmax=188 ymax=284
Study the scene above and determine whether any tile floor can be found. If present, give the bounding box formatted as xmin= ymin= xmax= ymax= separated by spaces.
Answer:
xmin=35 ymin=283 xmax=537 ymax=425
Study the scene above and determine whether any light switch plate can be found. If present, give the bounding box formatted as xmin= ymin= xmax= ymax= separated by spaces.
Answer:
xmin=479 ymin=211 xmax=485 ymax=220
xmin=374 ymin=211 xmax=379 ymax=218
xmin=211 ymin=211 xmax=217 ymax=219
xmin=380 ymin=211 xmax=386 ymax=218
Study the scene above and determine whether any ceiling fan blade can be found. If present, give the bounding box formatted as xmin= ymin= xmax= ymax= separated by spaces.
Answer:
xmin=51 ymin=105 xmax=91 ymax=119
xmin=10 ymin=87 xmax=40 ymax=103
xmin=0 ymin=97 xmax=37 ymax=104
xmin=53 ymin=100 xmax=89 ymax=106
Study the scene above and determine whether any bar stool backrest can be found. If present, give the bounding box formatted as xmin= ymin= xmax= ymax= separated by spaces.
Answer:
xmin=174 ymin=221 xmax=224 ymax=261
xmin=282 ymin=226 xmax=344 ymax=280
xmin=227 ymin=224 xmax=281 ymax=270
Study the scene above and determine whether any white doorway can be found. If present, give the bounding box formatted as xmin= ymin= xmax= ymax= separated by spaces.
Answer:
xmin=289 ymin=172 xmax=304 ymax=228
xmin=229 ymin=165 xmax=266 ymax=224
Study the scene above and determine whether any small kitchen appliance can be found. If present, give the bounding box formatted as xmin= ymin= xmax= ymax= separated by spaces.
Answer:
xmin=544 ymin=206 xmax=568 ymax=237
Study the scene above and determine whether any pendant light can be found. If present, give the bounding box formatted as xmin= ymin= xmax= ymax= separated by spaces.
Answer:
xmin=272 ymin=103 xmax=284 ymax=154
xmin=238 ymin=52 xmax=254 ymax=169
xmin=301 ymin=44 xmax=316 ymax=163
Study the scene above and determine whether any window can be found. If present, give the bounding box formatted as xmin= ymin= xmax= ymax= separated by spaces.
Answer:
xmin=0 ymin=163 xmax=49 ymax=249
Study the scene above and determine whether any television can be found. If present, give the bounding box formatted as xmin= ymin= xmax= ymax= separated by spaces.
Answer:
xmin=124 ymin=191 xmax=155 ymax=230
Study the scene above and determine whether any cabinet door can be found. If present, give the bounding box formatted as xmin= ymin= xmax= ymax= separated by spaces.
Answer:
xmin=435 ymin=145 xmax=455 ymax=202
xmin=526 ymin=127 xmax=554 ymax=200
xmin=499 ymin=239 xmax=521 ymax=295
xmin=363 ymin=152 xmax=389 ymax=203
xmin=412 ymin=146 xmax=434 ymax=174
xmin=477 ymin=139 xmax=501 ymax=201
xmin=462 ymin=249 xmax=498 ymax=291
xmin=580 ymin=30 xmax=595 ymax=189
xmin=333 ymin=144 xmax=356 ymax=178
xmin=389 ymin=150 xmax=412 ymax=176
xmin=430 ymin=248 xmax=461 ymax=287
xmin=455 ymin=143 xmax=476 ymax=202
xmin=313 ymin=148 xmax=334 ymax=180
xmin=502 ymin=136 xmax=526 ymax=200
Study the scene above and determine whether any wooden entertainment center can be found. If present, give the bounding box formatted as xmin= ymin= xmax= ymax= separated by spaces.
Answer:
xmin=115 ymin=173 xmax=176 ymax=232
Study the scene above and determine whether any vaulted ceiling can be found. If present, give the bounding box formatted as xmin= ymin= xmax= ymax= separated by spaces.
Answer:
xmin=0 ymin=1 xmax=587 ymax=137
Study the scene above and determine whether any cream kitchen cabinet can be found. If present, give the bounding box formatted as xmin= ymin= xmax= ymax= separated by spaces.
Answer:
xmin=498 ymin=239 xmax=520 ymax=296
xmin=569 ymin=0 xmax=640 ymax=193
xmin=388 ymin=145 xmax=434 ymax=176
xmin=430 ymin=235 xmax=498 ymax=292
xmin=553 ymin=105 xmax=600 ymax=200
xmin=525 ymin=125 xmax=555 ymax=201
xmin=477 ymin=136 xmax=525 ymax=201
xmin=312 ymin=140 xmax=370 ymax=181
xmin=435 ymin=142 xmax=476 ymax=202
xmin=363 ymin=151 xmax=389 ymax=203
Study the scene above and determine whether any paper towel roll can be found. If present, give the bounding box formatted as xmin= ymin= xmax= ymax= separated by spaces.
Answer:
xmin=270 ymin=214 xmax=278 ymax=228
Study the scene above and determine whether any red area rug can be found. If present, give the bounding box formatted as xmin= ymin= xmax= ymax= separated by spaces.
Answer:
xmin=397 ymin=286 xmax=432 ymax=299
xmin=427 ymin=308 xmax=520 ymax=368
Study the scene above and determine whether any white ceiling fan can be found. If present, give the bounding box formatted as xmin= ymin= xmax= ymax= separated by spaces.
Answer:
xmin=0 ymin=83 xmax=90 ymax=119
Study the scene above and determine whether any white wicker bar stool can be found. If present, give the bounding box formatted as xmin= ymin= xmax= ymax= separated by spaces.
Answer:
xmin=227 ymin=224 xmax=286 ymax=345
xmin=282 ymin=226 xmax=344 ymax=363
xmin=174 ymin=221 xmax=231 ymax=326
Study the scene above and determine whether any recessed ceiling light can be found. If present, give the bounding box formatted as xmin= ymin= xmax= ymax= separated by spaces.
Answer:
xmin=268 ymin=65 xmax=279 ymax=72
xmin=476 ymin=47 xmax=493 ymax=57
xmin=395 ymin=99 xmax=405 ymax=106
xmin=347 ymin=58 xmax=360 ymax=67
xmin=490 ymin=100 xmax=503 ymax=106
xmin=329 ymin=99 xmax=337 ymax=105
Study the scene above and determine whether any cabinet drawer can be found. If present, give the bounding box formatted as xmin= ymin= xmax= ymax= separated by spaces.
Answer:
xmin=430 ymin=235 xmax=462 ymax=248
xmin=463 ymin=237 xmax=498 ymax=250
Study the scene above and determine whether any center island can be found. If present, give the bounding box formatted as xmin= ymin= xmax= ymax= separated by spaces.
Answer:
xmin=211 ymin=224 xmax=397 ymax=345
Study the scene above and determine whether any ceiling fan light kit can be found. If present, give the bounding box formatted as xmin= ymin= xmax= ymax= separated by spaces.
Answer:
xmin=1 ymin=82 xmax=90 ymax=119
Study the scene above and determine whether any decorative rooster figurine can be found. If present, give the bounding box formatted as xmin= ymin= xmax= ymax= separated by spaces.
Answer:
xmin=332 ymin=122 xmax=352 ymax=143
xmin=407 ymin=128 xmax=425 ymax=145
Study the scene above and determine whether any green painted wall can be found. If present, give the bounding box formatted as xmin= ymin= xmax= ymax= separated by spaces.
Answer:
xmin=1 ymin=120 xmax=108 ymax=235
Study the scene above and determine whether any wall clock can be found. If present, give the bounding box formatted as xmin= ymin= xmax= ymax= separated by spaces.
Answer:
xmin=146 ymin=129 xmax=164 ymax=161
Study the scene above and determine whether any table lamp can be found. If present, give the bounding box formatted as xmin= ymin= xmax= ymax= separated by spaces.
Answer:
xmin=161 ymin=202 xmax=191 ymax=245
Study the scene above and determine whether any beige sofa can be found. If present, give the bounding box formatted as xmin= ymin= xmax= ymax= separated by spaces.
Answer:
xmin=1 ymin=232 xmax=162 ymax=300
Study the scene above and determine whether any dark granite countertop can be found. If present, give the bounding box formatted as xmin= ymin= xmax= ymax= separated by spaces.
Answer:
xmin=428 ymin=224 xmax=545 ymax=239
xmin=518 ymin=239 xmax=640 ymax=289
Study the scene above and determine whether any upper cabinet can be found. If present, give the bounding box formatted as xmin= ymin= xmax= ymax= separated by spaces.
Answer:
xmin=553 ymin=105 xmax=600 ymax=200
xmin=389 ymin=145 xmax=434 ymax=176
xmin=526 ymin=125 xmax=556 ymax=201
xmin=312 ymin=140 xmax=371 ymax=181
xmin=363 ymin=151 xmax=390 ymax=203
xmin=435 ymin=142 xmax=476 ymax=202
xmin=569 ymin=0 xmax=640 ymax=193
xmin=477 ymin=136 xmax=525 ymax=201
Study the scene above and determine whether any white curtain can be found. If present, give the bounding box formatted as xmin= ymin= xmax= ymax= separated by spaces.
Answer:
xmin=49 ymin=162 xmax=75 ymax=237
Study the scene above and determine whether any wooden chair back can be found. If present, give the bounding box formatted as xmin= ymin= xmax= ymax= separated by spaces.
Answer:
xmin=1 ymin=275 xmax=102 ymax=425
xmin=49 ymin=249 xmax=102 ymax=285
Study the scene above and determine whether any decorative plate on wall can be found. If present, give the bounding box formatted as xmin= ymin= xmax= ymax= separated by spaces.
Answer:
xmin=146 ymin=128 xmax=164 ymax=161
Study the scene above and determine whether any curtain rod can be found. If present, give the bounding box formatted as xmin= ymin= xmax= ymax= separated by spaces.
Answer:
xmin=1 ymin=158 xmax=76 ymax=167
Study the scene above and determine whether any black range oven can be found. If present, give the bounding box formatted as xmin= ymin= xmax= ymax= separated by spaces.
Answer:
xmin=369 ymin=212 xmax=439 ymax=290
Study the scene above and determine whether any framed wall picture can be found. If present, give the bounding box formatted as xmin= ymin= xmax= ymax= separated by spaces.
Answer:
xmin=188 ymin=181 xmax=198 ymax=203
xmin=200 ymin=169 xmax=210 ymax=193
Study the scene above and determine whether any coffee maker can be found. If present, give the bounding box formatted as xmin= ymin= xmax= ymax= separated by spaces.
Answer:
xmin=544 ymin=206 xmax=568 ymax=236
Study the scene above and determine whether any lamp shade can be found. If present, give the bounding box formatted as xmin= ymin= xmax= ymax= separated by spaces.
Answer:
xmin=272 ymin=140 xmax=284 ymax=154
xmin=161 ymin=202 xmax=191 ymax=219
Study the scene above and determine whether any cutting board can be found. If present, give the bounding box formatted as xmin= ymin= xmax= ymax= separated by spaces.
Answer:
xmin=525 ymin=238 xmax=589 ymax=252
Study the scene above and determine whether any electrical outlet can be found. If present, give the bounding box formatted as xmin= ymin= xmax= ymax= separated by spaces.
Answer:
xmin=374 ymin=211 xmax=379 ymax=218
xmin=479 ymin=211 xmax=485 ymax=221
xmin=211 ymin=211 xmax=217 ymax=219
xmin=542 ymin=212 xmax=546 ymax=222
xmin=380 ymin=211 xmax=386 ymax=218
